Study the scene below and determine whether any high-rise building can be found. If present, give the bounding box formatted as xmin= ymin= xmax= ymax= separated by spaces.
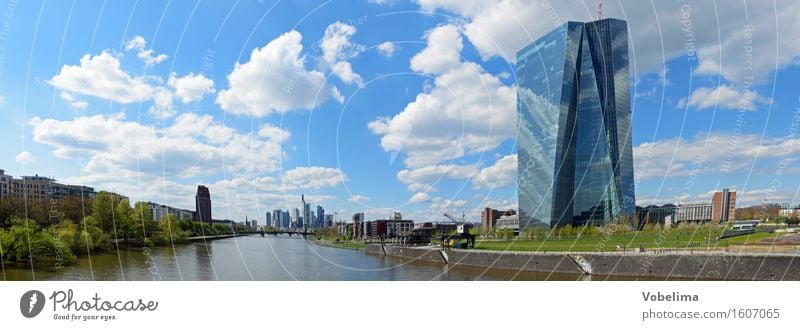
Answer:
xmin=282 ymin=210 xmax=290 ymax=228
xmin=712 ymin=189 xmax=737 ymax=223
xmin=481 ymin=208 xmax=515 ymax=230
xmin=194 ymin=185 xmax=212 ymax=223
xmin=302 ymin=195 xmax=311 ymax=229
xmin=316 ymin=205 xmax=325 ymax=228
xmin=273 ymin=209 xmax=282 ymax=228
xmin=324 ymin=214 xmax=334 ymax=228
xmin=352 ymin=213 xmax=365 ymax=238
xmin=293 ymin=208 xmax=301 ymax=228
xmin=517 ymin=18 xmax=635 ymax=231
xmin=266 ymin=211 xmax=272 ymax=227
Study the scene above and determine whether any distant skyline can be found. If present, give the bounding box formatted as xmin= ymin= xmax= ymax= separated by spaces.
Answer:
xmin=1 ymin=1 xmax=799 ymax=223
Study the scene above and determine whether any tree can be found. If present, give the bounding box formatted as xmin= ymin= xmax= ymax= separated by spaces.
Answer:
xmin=156 ymin=214 xmax=190 ymax=244
xmin=115 ymin=198 xmax=135 ymax=243
xmin=92 ymin=192 xmax=116 ymax=234
xmin=132 ymin=202 xmax=157 ymax=240
xmin=0 ymin=218 xmax=75 ymax=263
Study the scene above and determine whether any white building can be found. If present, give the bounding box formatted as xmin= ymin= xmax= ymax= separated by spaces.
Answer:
xmin=780 ymin=205 xmax=800 ymax=218
xmin=147 ymin=202 xmax=195 ymax=221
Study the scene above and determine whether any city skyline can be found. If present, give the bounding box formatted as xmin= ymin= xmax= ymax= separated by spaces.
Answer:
xmin=1 ymin=1 xmax=799 ymax=224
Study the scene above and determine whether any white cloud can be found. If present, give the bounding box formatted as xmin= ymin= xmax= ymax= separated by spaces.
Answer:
xmin=409 ymin=25 xmax=463 ymax=75
xmin=633 ymin=133 xmax=800 ymax=182
xmin=167 ymin=72 xmax=215 ymax=103
xmin=30 ymin=113 xmax=287 ymax=179
xmin=257 ymin=124 xmax=291 ymax=143
xmin=377 ymin=41 xmax=396 ymax=58
xmin=369 ymin=50 xmax=515 ymax=167
xmin=58 ymin=91 xmax=88 ymax=110
xmin=216 ymin=30 xmax=343 ymax=117
xmin=676 ymin=85 xmax=771 ymax=111
xmin=321 ymin=22 xmax=365 ymax=86
xmin=409 ymin=192 xmax=431 ymax=203
xmin=124 ymin=35 xmax=168 ymax=66
xmin=147 ymin=87 xmax=175 ymax=119
xmin=15 ymin=151 xmax=37 ymax=164
xmin=281 ymin=167 xmax=347 ymax=190
xmin=348 ymin=194 xmax=371 ymax=203
xmin=472 ymin=154 xmax=517 ymax=189
xmin=49 ymin=51 xmax=154 ymax=103
xmin=415 ymin=0 xmax=800 ymax=83
xmin=397 ymin=163 xmax=476 ymax=191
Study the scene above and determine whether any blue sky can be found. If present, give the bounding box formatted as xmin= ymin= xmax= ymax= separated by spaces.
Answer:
xmin=1 ymin=0 xmax=799 ymax=223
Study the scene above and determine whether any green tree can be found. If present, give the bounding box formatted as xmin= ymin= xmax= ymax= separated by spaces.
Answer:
xmin=91 ymin=192 xmax=116 ymax=234
xmin=0 ymin=218 xmax=75 ymax=263
xmin=115 ymin=198 xmax=135 ymax=243
xmin=132 ymin=202 xmax=157 ymax=241
xmin=156 ymin=214 xmax=190 ymax=244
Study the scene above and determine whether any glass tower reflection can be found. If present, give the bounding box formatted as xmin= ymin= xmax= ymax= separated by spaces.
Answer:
xmin=517 ymin=18 xmax=635 ymax=231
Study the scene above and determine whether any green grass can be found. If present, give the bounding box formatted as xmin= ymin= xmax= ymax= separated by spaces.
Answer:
xmin=317 ymin=240 xmax=364 ymax=250
xmin=474 ymin=231 xmax=780 ymax=252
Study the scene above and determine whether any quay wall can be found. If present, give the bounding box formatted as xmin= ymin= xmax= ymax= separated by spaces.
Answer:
xmin=363 ymin=244 xmax=800 ymax=280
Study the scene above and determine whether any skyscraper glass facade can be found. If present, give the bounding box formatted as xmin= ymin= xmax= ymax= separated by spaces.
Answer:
xmin=517 ymin=18 xmax=635 ymax=230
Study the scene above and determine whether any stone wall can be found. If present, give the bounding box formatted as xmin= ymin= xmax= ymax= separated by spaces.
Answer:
xmin=363 ymin=244 xmax=800 ymax=280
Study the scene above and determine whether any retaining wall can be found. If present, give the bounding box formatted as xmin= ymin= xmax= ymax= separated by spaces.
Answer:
xmin=363 ymin=244 xmax=800 ymax=280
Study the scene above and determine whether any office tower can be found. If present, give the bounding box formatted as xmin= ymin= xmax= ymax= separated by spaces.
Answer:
xmin=265 ymin=211 xmax=272 ymax=227
xmin=353 ymin=213 xmax=365 ymax=238
xmin=316 ymin=205 xmax=325 ymax=228
xmin=302 ymin=195 xmax=311 ymax=229
xmin=517 ymin=18 xmax=635 ymax=231
xmin=194 ymin=185 xmax=212 ymax=223
xmin=272 ymin=209 xmax=281 ymax=228
xmin=712 ymin=189 xmax=737 ymax=223
xmin=282 ymin=210 xmax=290 ymax=228
xmin=293 ymin=208 xmax=301 ymax=228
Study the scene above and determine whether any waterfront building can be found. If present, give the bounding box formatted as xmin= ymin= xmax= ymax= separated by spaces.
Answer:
xmin=147 ymin=202 xmax=196 ymax=221
xmin=365 ymin=219 xmax=414 ymax=238
xmin=666 ymin=203 xmax=713 ymax=225
xmin=481 ymin=208 xmax=516 ymax=230
xmin=712 ymin=188 xmax=737 ymax=223
xmin=635 ymin=204 xmax=677 ymax=227
xmin=12 ymin=175 xmax=55 ymax=200
xmin=194 ymin=185 xmax=212 ymax=223
xmin=516 ymin=18 xmax=635 ymax=231
xmin=495 ymin=214 xmax=520 ymax=233
xmin=0 ymin=169 xmax=11 ymax=198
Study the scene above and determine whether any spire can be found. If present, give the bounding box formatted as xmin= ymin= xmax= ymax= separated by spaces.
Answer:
xmin=597 ymin=0 xmax=603 ymax=20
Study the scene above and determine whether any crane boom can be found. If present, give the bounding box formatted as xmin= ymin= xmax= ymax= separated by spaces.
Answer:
xmin=443 ymin=213 xmax=461 ymax=224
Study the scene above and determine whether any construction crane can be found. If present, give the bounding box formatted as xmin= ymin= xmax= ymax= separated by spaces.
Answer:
xmin=443 ymin=212 xmax=471 ymax=235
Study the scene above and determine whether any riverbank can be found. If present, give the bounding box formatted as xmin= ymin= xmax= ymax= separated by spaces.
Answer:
xmin=364 ymin=244 xmax=800 ymax=280
xmin=309 ymin=238 xmax=364 ymax=250
xmin=186 ymin=232 xmax=259 ymax=242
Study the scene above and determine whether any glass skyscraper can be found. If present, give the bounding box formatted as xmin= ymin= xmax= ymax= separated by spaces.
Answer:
xmin=516 ymin=18 xmax=635 ymax=231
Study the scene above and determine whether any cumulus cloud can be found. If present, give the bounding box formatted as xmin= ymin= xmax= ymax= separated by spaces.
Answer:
xmin=676 ymin=85 xmax=771 ymax=111
xmin=124 ymin=35 xmax=168 ymax=66
xmin=148 ymin=87 xmax=175 ymax=119
xmin=216 ymin=30 xmax=343 ymax=117
xmin=409 ymin=192 xmax=431 ymax=203
xmin=369 ymin=25 xmax=515 ymax=168
xmin=30 ymin=113 xmax=288 ymax=179
xmin=49 ymin=51 xmax=154 ymax=103
xmin=168 ymin=72 xmax=215 ymax=103
xmin=377 ymin=41 xmax=396 ymax=58
xmin=321 ymin=22 xmax=365 ymax=86
xmin=281 ymin=167 xmax=347 ymax=190
xmin=472 ymin=154 xmax=517 ymax=189
xmin=633 ymin=133 xmax=800 ymax=182
xmin=348 ymin=194 xmax=371 ymax=203
xmin=59 ymin=91 xmax=88 ymax=110
xmin=409 ymin=25 xmax=463 ymax=75
xmin=15 ymin=151 xmax=37 ymax=164
xmin=397 ymin=163 xmax=476 ymax=191
xmin=415 ymin=0 xmax=800 ymax=83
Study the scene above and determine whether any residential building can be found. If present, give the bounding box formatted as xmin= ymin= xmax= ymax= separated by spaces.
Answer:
xmin=390 ymin=212 xmax=402 ymax=221
xmin=779 ymin=205 xmax=800 ymax=218
xmin=0 ymin=169 xmax=11 ymax=198
xmin=194 ymin=185 xmax=212 ymax=223
xmin=324 ymin=214 xmax=333 ymax=228
xmin=517 ymin=18 xmax=635 ymax=231
xmin=147 ymin=202 xmax=195 ymax=221
xmin=12 ymin=175 xmax=55 ymax=200
xmin=365 ymin=219 xmax=414 ymax=238
xmin=352 ymin=213 xmax=365 ymax=238
xmin=712 ymin=189 xmax=737 ymax=223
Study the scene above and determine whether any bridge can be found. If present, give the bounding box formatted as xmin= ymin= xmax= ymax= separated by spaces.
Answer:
xmin=261 ymin=229 xmax=316 ymax=238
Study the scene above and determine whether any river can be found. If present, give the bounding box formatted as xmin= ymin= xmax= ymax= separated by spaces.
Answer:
xmin=2 ymin=235 xmax=617 ymax=280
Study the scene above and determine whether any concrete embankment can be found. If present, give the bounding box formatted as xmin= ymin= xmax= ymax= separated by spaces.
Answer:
xmin=364 ymin=244 xmax=800 ymax=280
xmin=187 ymin=232 xmax=258 ymax=242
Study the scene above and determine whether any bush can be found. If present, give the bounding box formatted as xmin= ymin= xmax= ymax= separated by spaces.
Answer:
xmin=0 ymin=218 xmax=76 ymax=263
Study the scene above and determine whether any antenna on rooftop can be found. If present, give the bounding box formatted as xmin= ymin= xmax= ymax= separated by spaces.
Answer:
xmin=597 ymin=0 xmax=603 ymax=20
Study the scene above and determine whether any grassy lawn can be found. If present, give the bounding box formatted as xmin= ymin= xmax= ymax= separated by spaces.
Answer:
xmin=319 ymin=240 xmax=365 ymax=250
xmin=474 ymin=231 xmax=780 ymax=252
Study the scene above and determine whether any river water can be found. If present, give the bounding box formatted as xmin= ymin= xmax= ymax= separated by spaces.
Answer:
xmin=2 ymin=236 xmax=614 ymax=281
